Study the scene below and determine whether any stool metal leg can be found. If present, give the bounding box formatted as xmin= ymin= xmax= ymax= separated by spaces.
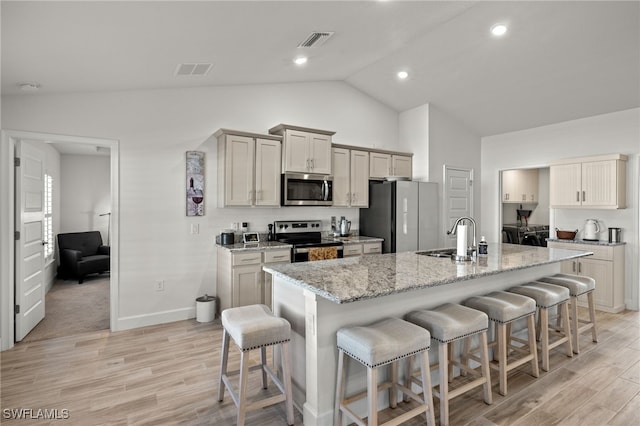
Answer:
xmin=217 ymin=329 xmax=229 ymax=402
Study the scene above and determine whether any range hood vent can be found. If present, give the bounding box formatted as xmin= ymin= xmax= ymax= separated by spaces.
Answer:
xmin=297 ymin=32 xmax=334 ymax=48
xmin=174 ymin=63 xmax=213 ymax=76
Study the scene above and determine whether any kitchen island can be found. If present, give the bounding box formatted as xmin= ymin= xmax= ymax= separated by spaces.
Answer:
xmin=263 ymin=243 xmax=593 ymax=426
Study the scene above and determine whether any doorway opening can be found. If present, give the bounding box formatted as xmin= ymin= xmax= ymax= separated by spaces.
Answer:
xmin=0 ymin=130 xmax=119 ymax=351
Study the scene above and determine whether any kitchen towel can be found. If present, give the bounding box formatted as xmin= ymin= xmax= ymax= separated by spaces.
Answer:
xmin=309 ymin=247 xmax=338 ymax=261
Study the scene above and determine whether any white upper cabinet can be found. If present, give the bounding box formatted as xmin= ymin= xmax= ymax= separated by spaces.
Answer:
xmin=502 ymin=168 xmax=539 ymax=203
xmin=269 ymin=124 xmax=334 ymax=174
xmin=369 ymin=152 xmax=412 ymax=179
xmin=550 ymin=154 xmax=627 ymax=209
xmin=216 ymin=129 xmax=282 ymax=207
xmin=332 ymin=148 xmax=369 ymax=207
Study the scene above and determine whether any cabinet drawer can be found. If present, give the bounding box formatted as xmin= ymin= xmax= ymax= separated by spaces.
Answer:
xmin=264 ymin=249 xmax=291 ymax=263
xmin=232 ymin=252 xmax=262 ymax=266
xmin=343 ymin=244 xmax=363 ymax=256
xmin=363 ymin=242 xmax=382 ymax=254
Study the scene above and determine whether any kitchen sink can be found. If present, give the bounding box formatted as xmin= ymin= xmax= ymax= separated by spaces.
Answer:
xmin=416 ymin=248 xmax=457 ymax=258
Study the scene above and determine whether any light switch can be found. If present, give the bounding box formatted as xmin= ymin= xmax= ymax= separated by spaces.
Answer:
xmin=191 ymin=224 xmax=199 ymax=234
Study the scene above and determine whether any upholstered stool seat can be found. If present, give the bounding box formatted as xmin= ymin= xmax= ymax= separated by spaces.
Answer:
xmin=218 ymin=304 xmax=294 ymax=426
xmin=538 ymin=274 xmax=598 ymax=353
xmin=464 ymin=291 xmax=539 ymax=395
xmin=335 ymin=317 xmax=435 ymax=426
xmin=406 ymin=303 xmax=492 ymax=426
xmin=508 ymin=282 xmax=573 ymax=371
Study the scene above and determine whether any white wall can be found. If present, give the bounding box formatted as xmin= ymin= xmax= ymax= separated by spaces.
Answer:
xmin=60 ymin=154 xmax=111 ymax=243
xmin=399 ymin=104 xmax=430 ymax=180
xmin=481 ymin=108 xmax=640 ymax=310
xmin=1 ymin=81 xmax=399 ymax=329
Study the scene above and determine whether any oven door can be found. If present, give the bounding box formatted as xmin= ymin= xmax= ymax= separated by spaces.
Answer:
xmin=292 ymin=245 xmax=344 ymax=262
xmin=282 ymin=173 xmax=333 ymax=206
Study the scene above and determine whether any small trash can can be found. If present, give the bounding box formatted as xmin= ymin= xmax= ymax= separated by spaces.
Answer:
xmin=196 ymin=294 xmax=216 ymax=323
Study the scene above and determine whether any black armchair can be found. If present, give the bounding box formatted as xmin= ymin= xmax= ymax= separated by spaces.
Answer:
xmin=57 ymin=231 xmax=110 ymax=284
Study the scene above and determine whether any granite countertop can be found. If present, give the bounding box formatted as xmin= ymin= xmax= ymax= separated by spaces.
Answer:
xmin=216 ymin=241 xmax=292 ymax=252
xmin=263 ymin=243 xmax=593 ymax=304
xmin=546 ymin=238 xmax=626 ymax=247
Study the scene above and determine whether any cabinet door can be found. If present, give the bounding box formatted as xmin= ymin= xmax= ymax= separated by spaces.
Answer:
xmin=521 ymin=169 xmax=538 ymax=203
xmin=581 ymin=160 xmax=618 ymax=207
xmin=332 ymin=148 xmax=350 ymax=207
xmin=501 ymin=169 xmax=519 ymax=202
xmin=370 ymin=152 xmax=391 ymax=178
xmin=350 ymin=150 xmax=369 ymax=207
xmin=392 ymin=155 xmax=412 ymax=178
xmin=263 ymin=249 xmax=291 ymax=309
xmin=309 ymin=133 xmax=332 ymax=174
xmin=232 ymin=264 xmax=264 ymax=307
xmin=255 ymin=138 xmax=281 ymax=206
xmin=578 ymin=258 xmax=613 ymax=310
xmin=550 ymin=163 xmax=581 ymax=207
xmin=283 ymin=130 xmax=310 ymax=173
xmin=224 ymin=135 xmax=255 ymax=206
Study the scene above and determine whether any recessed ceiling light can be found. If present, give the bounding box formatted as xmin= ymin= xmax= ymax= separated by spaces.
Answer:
xmin=294 ymin=56 xmax=308 ymax=65
xmin=490 ymin=24 xmax=508 ymax=36
xmin=17 ymin=81 xmax=41 ymax=91
xmin=397 ymin=71 xmax=409 ymax=80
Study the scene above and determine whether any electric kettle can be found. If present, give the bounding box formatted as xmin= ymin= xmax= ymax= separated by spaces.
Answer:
xmin=584 ymin=219 xmax=600 ymax=241
xmin=339 ymin=218 xmax=351 ymax=237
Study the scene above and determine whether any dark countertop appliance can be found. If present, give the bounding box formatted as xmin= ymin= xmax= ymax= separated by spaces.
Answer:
xmin=274 ymin=220 xmax=343 ymax=262
xmin=502 ymin=223 xmax=549 ymax=247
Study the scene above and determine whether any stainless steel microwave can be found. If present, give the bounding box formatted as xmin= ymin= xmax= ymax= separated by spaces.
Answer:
xmin=281 ymin=173 xmax=333 ymax=206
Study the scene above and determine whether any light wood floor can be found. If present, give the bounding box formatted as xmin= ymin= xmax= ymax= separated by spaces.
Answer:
xmin=1 ymin=308 xmax=638 ymax=425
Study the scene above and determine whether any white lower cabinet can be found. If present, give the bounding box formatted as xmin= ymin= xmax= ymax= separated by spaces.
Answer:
xmin=217 ymin=248 xmax=291 ymax=312
xmin=547 ymin=241 xmax=625 ymax=313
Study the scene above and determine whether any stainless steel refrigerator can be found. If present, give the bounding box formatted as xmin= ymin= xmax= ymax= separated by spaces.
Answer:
xmin=359 ymin=180 xmax=439 ymax=253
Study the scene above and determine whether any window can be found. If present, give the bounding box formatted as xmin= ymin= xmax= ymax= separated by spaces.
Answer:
xmin=44 ymin=173 xmax=53 ymax=261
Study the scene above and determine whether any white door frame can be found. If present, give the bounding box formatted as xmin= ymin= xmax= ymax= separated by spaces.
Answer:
xmin=0 ymin=130 xmax=120 ymax=351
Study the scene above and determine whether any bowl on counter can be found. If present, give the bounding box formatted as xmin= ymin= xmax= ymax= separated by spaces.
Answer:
xmin=555 ymin=228 xmax=577 ymax=240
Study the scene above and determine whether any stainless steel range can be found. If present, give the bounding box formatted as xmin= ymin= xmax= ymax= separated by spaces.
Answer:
xmin=274 ymin=220 xmax=343 ymax=262
xmin=502 ymin=223 xmax=550 ymax=247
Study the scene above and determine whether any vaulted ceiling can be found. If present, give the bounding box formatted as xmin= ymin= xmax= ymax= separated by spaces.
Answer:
xmin=2 ymin=1 xmax=639 ymax=137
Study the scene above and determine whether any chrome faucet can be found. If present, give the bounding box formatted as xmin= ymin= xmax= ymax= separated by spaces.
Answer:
xmin=447 ymin=216 xmax=477 ymax=257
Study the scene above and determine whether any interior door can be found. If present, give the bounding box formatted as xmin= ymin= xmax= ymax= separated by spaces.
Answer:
xmin=444 ymin=166 xmax=473 ymax=247
xmin=14 ymin=141 xmax=46 ymax=341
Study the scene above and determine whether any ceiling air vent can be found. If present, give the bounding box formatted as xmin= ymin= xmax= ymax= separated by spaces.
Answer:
xmin=297 ymin=32 xmax=334 ymax=48
xmin=174 ymin=63 xmax=213 ymax=76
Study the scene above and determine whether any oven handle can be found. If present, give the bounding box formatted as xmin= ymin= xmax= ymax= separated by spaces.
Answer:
xmin=294 ymin=246 xmax=343 ymax=254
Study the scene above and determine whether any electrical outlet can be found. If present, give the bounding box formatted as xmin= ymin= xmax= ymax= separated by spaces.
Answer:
xmin=191 ymin=223 xmax=199 ymax=235
xmin=156 ymin=280 xmax=164 ymax=292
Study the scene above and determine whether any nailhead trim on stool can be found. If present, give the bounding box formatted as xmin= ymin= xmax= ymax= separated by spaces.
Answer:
xmin=406 ymin=303 xmax=493 ymax=426
xmin=464 ymin=291 xmax=539 ymax=396
xmin=217 ymin=304 xmax=294 ymax=426
xmin=335 ymin=317 xmax=436 ymax=426
xmin=537 ymin=274 xmax=598 ymax=354
xmin=508 ymin=282 xmax=573 ymax=372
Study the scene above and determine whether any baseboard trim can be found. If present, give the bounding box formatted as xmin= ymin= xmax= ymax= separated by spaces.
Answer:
xmin=116 ymin=307 xmax=196 ymax=331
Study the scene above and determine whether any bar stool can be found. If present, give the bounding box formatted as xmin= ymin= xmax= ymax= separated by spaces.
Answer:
xmin=334 ymin=317 xmax=436 ymax=426
xmin=406 ymin=303 xmax=492 ymax=426
xmin=464 ymin=291 xmax=539 ymax=396
xmin=218 ymin=304 xmax=294 ymax=426
xmin=508 ymin=282 xmax=573 ymax=372
xmin=538 ymin=274 xmax=598 ymax=354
